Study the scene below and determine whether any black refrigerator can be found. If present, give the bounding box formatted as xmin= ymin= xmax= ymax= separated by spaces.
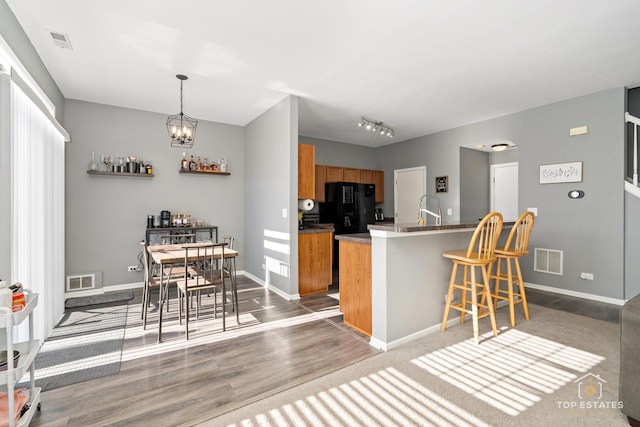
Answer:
xmin=320 ymin=182 xmax=376 ymax=234
xmin=319 ymin=182 xmax=376 ymax=266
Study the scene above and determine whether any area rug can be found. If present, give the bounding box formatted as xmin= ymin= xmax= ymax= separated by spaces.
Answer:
xmin=209 ymin=304 xmax=628 ymax=427
xmin=18 ymin=301 xmax=129 ymax=392
xmin=64 ymin=290 xmax=133 ymax=308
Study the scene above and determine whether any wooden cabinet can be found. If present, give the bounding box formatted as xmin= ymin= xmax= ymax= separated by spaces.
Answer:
xmin=360 ymin=169 xmax=374 ymax=185
xmin=298 ymin=144 xmax=315 ymax=199
xmin=298 ymin=231 xmax=332 ymax=296
xmin=315 ymin=164 xmax=384 ymax=203
xmin=373 ymin=170 xmax=384 ymax=203
xmin=326 ymin=166 xmax=344 ymax=183
xmin=339 ymin=240 xmax=372 ymax=335
xmin=315 ymin=165 xmax=326 ymax=202
xmin=343 ymin=168 xmax=360 ymax=183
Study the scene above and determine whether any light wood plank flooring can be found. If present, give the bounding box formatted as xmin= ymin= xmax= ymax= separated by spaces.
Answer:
xmin=30 ymin=277 xmax=378 ymax=427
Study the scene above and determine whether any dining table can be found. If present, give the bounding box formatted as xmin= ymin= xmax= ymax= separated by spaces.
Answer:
xmin=147 ymin=242 xmax=239 ymax=342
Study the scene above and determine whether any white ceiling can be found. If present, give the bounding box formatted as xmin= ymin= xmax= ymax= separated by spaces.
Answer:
xmin=7 ymin=0 xmax=640 ymax=148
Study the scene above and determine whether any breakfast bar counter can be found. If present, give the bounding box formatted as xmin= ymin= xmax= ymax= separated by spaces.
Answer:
xmin=367 ymin=221 xmax=482 ymax=351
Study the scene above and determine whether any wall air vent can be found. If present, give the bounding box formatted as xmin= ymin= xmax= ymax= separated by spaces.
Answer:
xmin=534 ymin=248 xmax=563 ymax=275
xmin=48 ymin=30 xmax=73 ymax=49
xmin=66 ymin=273 xmax=95 ymax=292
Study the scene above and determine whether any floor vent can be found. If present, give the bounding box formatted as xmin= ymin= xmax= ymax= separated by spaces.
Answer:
xmin=534 ymin=248 xmax=563 ymax=275
xmin=66 ymin=274 xmax=95 ymax=292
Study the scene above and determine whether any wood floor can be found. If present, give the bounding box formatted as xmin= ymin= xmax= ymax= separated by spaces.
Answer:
xmin=28 ymin=275 xmax=621 ymax=426
xmin=30 ymin=277 xmax=378 ymax=427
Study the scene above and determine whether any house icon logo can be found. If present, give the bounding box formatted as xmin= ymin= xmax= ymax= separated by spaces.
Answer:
xmin=574 ymin=372 xmax=606 ymax=400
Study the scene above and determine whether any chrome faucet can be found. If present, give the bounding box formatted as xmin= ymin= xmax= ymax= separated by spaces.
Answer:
xmin=418 ymin=193 xmax=442 ymax=226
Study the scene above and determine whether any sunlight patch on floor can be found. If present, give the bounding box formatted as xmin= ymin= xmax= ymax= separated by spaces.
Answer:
xmin=227 ymin=367 xmax=489 ymax=427
xmin=411 ymin=327 xmax=605 ymax=416
xmin=122 ymin=307 xmax=342 ymax=361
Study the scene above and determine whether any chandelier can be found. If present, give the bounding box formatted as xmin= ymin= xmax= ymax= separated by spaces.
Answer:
xmin=358 ymin=117 xmax=394 ymax=138
xmin=167 ymin=74 xmax=197 ymax=148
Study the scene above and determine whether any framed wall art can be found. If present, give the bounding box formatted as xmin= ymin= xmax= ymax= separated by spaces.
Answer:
xmin=539 ymin=161 xmax=583 ymax=184
xmin=435 ymin=175 xmax=448 ymax=193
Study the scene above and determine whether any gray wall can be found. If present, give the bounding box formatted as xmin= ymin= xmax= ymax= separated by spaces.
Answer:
xmin=245 ymin=96 xmax=299 ymax=296
xmin=64 ymin=100 xmax=245 ymax=287
xmin=0 ymin=0 xmax=65 ymax=123
xmin=377 ymin=88 xmax=626 ymax=300
xmin=459 ymin=147 xmax=489 ymax=222
xmin=299 ymin=136 xmax=378 ymax=169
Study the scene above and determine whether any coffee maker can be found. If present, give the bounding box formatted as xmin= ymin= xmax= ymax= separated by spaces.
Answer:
xmin=160 ymin=210 xmax=171 ymax=228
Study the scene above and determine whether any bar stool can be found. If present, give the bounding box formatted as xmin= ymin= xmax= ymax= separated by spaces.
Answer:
xmin=441 ymin=211 xmax=503 ymax=344
xmin=489 ymin=210 xmax=535 ymax=327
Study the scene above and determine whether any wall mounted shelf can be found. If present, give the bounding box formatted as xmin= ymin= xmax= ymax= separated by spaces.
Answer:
xmin=179 ymin=170 xmax=230 ymax=176
xmin=87 ymin=170 xmax=154 ymax=177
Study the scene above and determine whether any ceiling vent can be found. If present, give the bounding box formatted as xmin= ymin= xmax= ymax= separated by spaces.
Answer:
xmin=48 ymin=30 xmax=73 ymax=50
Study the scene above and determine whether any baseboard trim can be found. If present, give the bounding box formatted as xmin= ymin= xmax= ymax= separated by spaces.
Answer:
xmin=64 ymin=281 xmax=143 ymax=300
xmin=238 ymin=271 xmax=300 ymax=301
xmin=524 ymin=282 xmax=625 ymax=306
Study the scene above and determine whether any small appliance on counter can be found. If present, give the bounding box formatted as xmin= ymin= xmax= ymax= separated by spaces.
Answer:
xmin=375 ymin=208 xmax=384 ymax=221
xmin=160 ymin=210 xmax=171 ymax=228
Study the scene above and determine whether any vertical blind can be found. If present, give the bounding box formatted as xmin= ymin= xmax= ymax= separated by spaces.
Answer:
xmin=11 ymin=81 xmax=65 ymax=342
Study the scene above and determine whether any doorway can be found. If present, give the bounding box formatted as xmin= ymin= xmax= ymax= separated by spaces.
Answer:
xmin=394 ymin=166 xmax=426 ymax=224
xmin=491 ymin=162 xmax=518 ymax=222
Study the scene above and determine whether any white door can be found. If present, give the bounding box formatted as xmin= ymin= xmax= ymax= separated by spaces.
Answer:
xmin=394 ymin=166 xmax=426 ymax=224
xmin=491 ymin=162 xmax=518 ymax=222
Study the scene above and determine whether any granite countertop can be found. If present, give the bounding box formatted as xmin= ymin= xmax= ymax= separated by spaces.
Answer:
xmin=334 ymin=233 xmax=371 ymax=244
xmin=368 ymin=220 xmax=514 ymax=233
xmin=298 ymin=223 xmax=335 ymax=234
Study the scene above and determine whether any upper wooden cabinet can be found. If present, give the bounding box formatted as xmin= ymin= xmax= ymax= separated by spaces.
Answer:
xmin=360 ymin=169 xmax=374 ymax=185
xmin=315 ymin=164 xmax=384 ymax=203
xmin=326 ymin=166 xmax=344 ymax=183
xmin=315 ymin=165 xmax=326 ymax=202
xmin=343 ymin=168 xmax=360 ymax=183
xmin=373 ymin=170 xmax=384 ymax=203
xmin=298 ymin=144 xmax=315 ymax=199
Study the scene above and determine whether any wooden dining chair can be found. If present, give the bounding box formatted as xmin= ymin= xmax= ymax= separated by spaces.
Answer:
xmin=159 ymin=233 xmax=196 ymax=244
xmin=139 ymin=241 xmax=180 ymax=329
xmin=223 ymin=235 xmax=239 ymax=318
xmin=176 ymin=242 xmax=229 ymax=339
xmin=489 ymin=210 xmax=535 ymax=327
xmin=441 ymin=211 xmax=504 ymax=344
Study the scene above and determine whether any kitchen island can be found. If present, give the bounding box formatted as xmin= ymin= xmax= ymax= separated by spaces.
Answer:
xmin=367 ymin=221 xmax=483 ymax=351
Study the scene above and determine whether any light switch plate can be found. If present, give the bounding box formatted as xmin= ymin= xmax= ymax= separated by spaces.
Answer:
xmin=282 ymin=208 xmax=287 ymax=218
xmin=527 ymin=207 xmax=538 ymax=216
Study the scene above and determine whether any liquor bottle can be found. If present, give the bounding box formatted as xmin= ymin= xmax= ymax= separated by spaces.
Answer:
xmin=196 ymin=156 xmax=201 ymax=170
xmin=202 ymin=157 xmax=209 ymax=171
xmin=146 ymin=161 xmax=152 ymax=174
xmin=180 ymin=152 xmax=188 ymax=171
xmin=189 ymin=155 xmax=195 ymax=171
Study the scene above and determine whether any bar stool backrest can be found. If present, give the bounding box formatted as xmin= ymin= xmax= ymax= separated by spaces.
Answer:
xmin=465 ymin=211 xmax=504 ymax=261
xmin=502 ymin=211 xmax=535 ymax=255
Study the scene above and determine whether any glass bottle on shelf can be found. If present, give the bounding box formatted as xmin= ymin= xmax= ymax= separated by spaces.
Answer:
xmin=202 ymin=157 xmax=209 ymax=171
xmin=196 ymin=156 xmax=201 ymax=170
xmin=146 ymin=161 xmax=152 ymax=174
xmin=88 ymin=152 xmax=99 ymax=171
xmin=181 ymin=152 xmax=188 ymax=171
xmin=189 ymin=155 xmax=196 ymax=171
xmin=220 ymin=158 xmax=227 ymax=172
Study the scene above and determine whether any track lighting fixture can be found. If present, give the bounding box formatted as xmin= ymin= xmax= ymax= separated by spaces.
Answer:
xmin=357 ymin=117 xmax=394 ymax=138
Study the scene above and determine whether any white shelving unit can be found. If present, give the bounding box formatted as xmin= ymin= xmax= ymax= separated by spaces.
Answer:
xmin=0 ymin=290 xmax=40 ymax=427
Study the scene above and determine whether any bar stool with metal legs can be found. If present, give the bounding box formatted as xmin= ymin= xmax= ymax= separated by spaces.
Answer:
xmin=441 ymin=211 xmax=504 ymax=344
xmin=489 ymin=210 xmax=535 ymax=327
